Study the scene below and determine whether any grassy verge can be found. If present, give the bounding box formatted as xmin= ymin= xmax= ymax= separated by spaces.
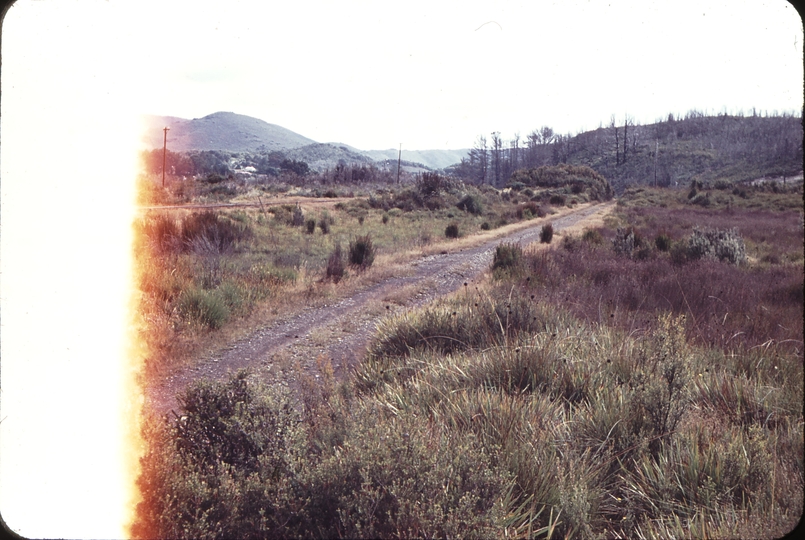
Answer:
xmin=135 ymin=187 xmax=802 ymax=538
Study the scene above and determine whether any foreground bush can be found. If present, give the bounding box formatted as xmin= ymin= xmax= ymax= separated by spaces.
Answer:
xmin=138 ymin=287 xmax=802 ymax=539
xmin=135 ymin=371 xmax=511 ymax=539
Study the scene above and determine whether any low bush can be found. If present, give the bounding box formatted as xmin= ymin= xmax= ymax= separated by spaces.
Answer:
xmin=516 ymin=201 xmax=544 ymax=220
xmin=325 ymin=243 xmax=345 ymax=282
xmin=492 ymin=242 xmax=523 ymax=274
xmin=540 ymin=223 xmax=554 ymax=244
xmin=178 ymin=288 xmax=230 ymax=329
xmin=457 ymin=193 xmax=484 ymax=215
xmin=305 ymin=218 xmax=316 ymax=234
xmin=348 ymin=235 xmax=375 ymax=270
xmin=445 ymin=223 xmax=460 ymax=238
xmin=481 ymin=222 xmax=491 ymax=231
xmin=549 ymin=194 xmax=566 ymax=206
xmin=181 ymin=211 xmax=251 ymax=254
xmin=318 ymin=218 xmax=330 ymax=234
xmin=686 ymin=227 xmax=746 ymax=265
xmin=612 ymin=227 xmax=635 ymax=257
xmin=140 ymin=214 xmax=181 ymax=254
xmin=292 ymin=206 xmax=305 ymax=227
xmin=582 ymin=228 xmax=604 ymax=245
xmin=655 ymin=233 xmax=672 ymax=251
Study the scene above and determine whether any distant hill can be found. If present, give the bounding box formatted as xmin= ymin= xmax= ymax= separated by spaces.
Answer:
xmin=283 ymin=143 xmax=376 ymax=172
xmin=360 ymin=148 xmax=471 ymax=170
xmin=141 ymin=112 xmax=316 ymax=153
xmin=142 ymin=112 xmax=469 ymax=170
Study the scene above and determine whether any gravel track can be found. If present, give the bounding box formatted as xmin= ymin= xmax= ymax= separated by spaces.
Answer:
xmin=145 ymin=202 xmax=613 ymax=416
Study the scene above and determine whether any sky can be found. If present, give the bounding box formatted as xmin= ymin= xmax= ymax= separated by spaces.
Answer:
xmin=2 ymin=0 xmax=803 ymax=151
xmin=0 ymin=1 xmax=802 ymax=538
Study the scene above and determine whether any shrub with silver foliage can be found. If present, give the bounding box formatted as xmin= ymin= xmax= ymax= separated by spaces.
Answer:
xmin=612 ymin=227 xmax=635 ymax=257
xmin=687 ymin=227 xmax=746 ymax=265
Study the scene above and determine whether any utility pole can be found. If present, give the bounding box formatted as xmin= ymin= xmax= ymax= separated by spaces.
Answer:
xmin=162 ymin=126 xmax=170 ymax=187
xmin=396 ymin=143 xmax=402 ymax=185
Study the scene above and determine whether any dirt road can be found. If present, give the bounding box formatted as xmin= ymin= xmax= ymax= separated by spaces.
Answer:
xmin=145 ymin=202 xmax=614 ymax=416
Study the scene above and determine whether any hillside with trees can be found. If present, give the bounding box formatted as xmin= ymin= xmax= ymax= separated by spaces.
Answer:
xmin=451 ymin=111 xmax=802 ymax=193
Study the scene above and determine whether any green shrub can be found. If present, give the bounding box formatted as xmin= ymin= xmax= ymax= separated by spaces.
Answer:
xmin=416 ymin=171 xmax=448 ymax=198
xmin=445 ymin=223 xmax=460 ymax=238
xmin=326 ymin=243 xmax=345 ymax=282
xmin=549 ymin=194 xmax=566 ymax=206
xmin=178 ymin=288 xmax=230 ymax=329
xmin=141 ymin=214 xmax=181 ymax=254
xmin=655 ymin=233 xmax=672 ymax=252
xmin=318 ymin=218 xmax=330 ymax=234
xmin=292 ymin=205 xmax=305 ymax=227
xmin=686 ymin=227 xmax=747 ymax=264
xmin=492 ymin=242 xmax=524 ymax=273
xmin=581 ymin=228 xmax=603 ymax=245
xmin=382 ymin=214 xmax=389 ymax=225
xmin=133 ymin=372 xmax=309 ymax=539
xmin=612 ymin=227 xmax=635 ymax=257
xmin=562 ymin=234 xmax=579 ymax=252
xmin=690 ymin=192 xmax=711 ymax=207
xmin=181 ymin=211 xmax=251 ymax=254
xmin=516 ymin=201 xmax=544 ymax=220
xmin=306 ymin=218 xmax=316 ymax=234
xmin=348 ymin=235 xmax=375 ymax=270
xmin=540 ymin=223 xmax=554 ymax=244
xmin=481 ymin=222 xmax=491 ymax=231
xmin=457 ymin=193 xmax=484 ymax=215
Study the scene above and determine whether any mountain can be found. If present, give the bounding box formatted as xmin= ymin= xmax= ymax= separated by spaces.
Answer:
xmin=142 ymin=112 xmax=469 ymax=170
xmin=141 ymin=112 xmax=316 ymax=153
xmin=360 ymin=148 xmax=471 ymax=170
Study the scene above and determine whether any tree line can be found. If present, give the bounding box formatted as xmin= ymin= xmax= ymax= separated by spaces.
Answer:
xmin=451 ymin=110 xmax=803 ymax=192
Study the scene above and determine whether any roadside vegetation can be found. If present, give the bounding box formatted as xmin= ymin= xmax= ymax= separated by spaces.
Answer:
xmin=135 ymin=167 xmax=610 ymax=378
xmin=135 ymin=175 xmax=802 ymax=537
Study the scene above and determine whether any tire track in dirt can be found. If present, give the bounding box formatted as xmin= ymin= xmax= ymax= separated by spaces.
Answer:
xmin=145 ymin=202 xmax=613 ymax=416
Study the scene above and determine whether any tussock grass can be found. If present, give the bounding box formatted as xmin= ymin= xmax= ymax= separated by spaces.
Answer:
xmin=136 ymin=186 xmax=801 ymax=537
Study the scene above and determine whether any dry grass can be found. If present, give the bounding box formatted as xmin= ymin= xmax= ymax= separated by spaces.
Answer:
xmin=136 ymin=190 xmax=609 ymax=380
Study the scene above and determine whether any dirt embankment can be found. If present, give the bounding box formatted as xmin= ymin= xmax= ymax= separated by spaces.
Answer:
xmin=145 ymin=202 xmax=615 ymax=416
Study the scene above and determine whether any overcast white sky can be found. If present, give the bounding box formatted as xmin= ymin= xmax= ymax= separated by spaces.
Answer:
xmin=3 ymin=0 xmax=803 ymax=150
xmin=0 ymin=1 xmax=802 ymax=538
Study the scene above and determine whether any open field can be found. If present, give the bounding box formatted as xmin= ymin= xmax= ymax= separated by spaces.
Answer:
xmin=134 ymin=174 xmax=802 ymax=538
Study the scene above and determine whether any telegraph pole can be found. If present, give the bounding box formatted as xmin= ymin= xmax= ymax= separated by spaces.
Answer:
xmin=162 ymin=126 xmax=170 ymax=187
